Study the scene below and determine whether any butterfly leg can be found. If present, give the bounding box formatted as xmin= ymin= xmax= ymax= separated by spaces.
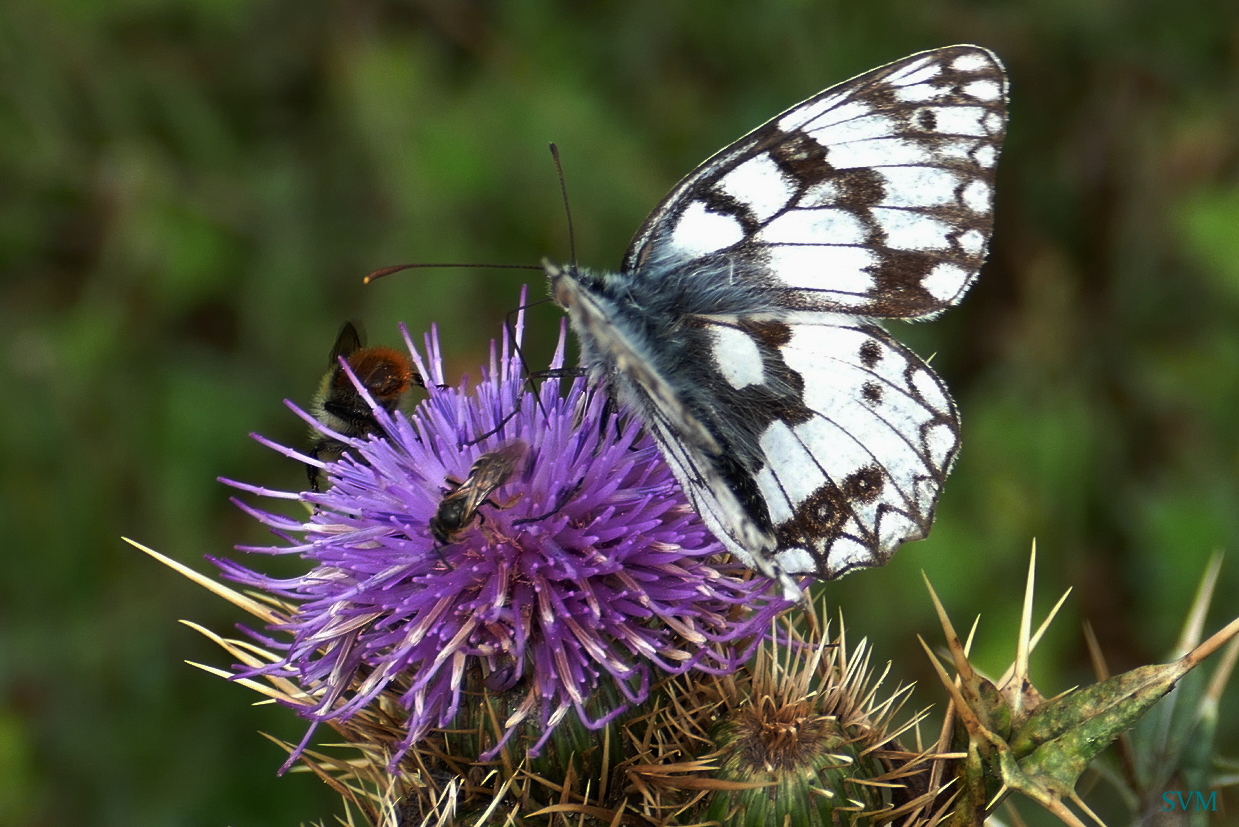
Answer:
xmin=466 ymin=403 xmax=522 ymax=445
xmin=512 ymin=477 xmax=584 ymax=526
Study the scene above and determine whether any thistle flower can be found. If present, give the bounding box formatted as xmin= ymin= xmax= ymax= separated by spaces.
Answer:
xmin=215 ymin=298 xmax=793 ymax=768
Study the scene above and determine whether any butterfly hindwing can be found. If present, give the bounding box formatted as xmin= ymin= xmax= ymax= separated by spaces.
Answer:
xmin=627 ymin=311 xmax=958 ymax=577
xmin=625 ymin=45 xmax=1006 ymax=320
xmin=708 ymin=315 xmax=959 ymax=577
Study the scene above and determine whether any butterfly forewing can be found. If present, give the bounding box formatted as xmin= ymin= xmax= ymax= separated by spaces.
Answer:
xmin=624 ymin=45 xmax=1006 ymax=320
xmin=551 ymin=45 xmax=1007 ymax=597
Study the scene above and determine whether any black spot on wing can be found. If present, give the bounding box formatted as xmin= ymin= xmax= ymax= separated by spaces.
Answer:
xmin=862 ymin=251 xmax=941 ymax=315
xmin=697 ymin=188 xmax=761 ymax=238
xmin=742 ymin=318 xmax=793 ymax=348
xmin=843 ymin=465 xmax=884 ymax=502
xmin=861 ymin=381 xmax=883 ymax=405
xmin=859 ymin=338 xmax=882 ymax=368
xmin=831 ymin=167 xmax=886 ymax=209
xmin=776 ymin=483 xmax=848 ymax=550
xmin=768 ymin=130 xmax=831 ymax=183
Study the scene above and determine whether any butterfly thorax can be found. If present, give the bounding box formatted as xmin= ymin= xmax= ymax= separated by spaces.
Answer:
xmin=547 ymin=259 xmax=784 ymax=533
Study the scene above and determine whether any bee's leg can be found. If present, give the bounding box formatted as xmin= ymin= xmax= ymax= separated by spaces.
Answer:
xmin=475 ymin=492 xmax=525 ymax=529
xmin=489 ymin=493 xmax=524 ymax=510
xmin=430 ymin=544 xmax=453 ymax=569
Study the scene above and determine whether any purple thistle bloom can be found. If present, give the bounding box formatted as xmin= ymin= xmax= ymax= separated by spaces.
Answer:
xmin=217 ymin=298 xmax=793 ymax=768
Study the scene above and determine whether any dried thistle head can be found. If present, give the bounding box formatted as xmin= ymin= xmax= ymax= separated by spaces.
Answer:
xmin=696 ymin=610 xmax=948 ymax=827
xmin=355 ymin=603 xmax=943 ymax=826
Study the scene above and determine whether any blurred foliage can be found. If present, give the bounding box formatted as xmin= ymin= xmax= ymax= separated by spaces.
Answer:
xmin=1 ymin=0 xmax=1238 ymax=824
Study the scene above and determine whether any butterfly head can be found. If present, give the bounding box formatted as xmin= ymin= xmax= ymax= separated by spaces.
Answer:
xmin=546 ymin=258 xmax=620 ymax=309
xmin=544 ymin=258 xmax=583 ymax=310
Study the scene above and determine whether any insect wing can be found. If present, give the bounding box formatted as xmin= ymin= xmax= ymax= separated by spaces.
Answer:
xmin=688 ymin=313 xmax=960 ymax=578
xmin=624 ymin=45 xmax=1007 ymax=320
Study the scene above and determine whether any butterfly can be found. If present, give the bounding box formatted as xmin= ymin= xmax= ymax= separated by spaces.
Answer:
xmin=429 ymin=440 xmax=529 ymax=544
xmin=546 ymin=45 xmax=1008 ymax=599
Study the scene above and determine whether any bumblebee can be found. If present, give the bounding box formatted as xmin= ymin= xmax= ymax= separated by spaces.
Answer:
xmin=307 ymin=321 xmax=420 ymax=491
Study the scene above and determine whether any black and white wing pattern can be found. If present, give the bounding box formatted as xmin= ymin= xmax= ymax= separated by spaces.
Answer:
xmin=547 ymin=46 xmax=1007 ymax=598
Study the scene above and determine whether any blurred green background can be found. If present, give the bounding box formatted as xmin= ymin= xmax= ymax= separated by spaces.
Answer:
xmin=3 ymin=0 xmax=1238 ymax=824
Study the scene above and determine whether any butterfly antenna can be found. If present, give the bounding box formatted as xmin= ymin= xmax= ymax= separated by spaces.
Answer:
xmin=364 ymin=262 xmax=541 ymax=284
xmin=549 ymin=143 xmax=577 ymax=268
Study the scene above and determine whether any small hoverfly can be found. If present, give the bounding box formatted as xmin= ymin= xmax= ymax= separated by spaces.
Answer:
xmin=307 ymin=321 xmax=421 ymax=491
xmin=429 ymin=440 xmax=529 ymax=544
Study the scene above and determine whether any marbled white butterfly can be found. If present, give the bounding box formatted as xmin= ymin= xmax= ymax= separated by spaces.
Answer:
xmin=546 ymin=45 xmax=1008 ymax=599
